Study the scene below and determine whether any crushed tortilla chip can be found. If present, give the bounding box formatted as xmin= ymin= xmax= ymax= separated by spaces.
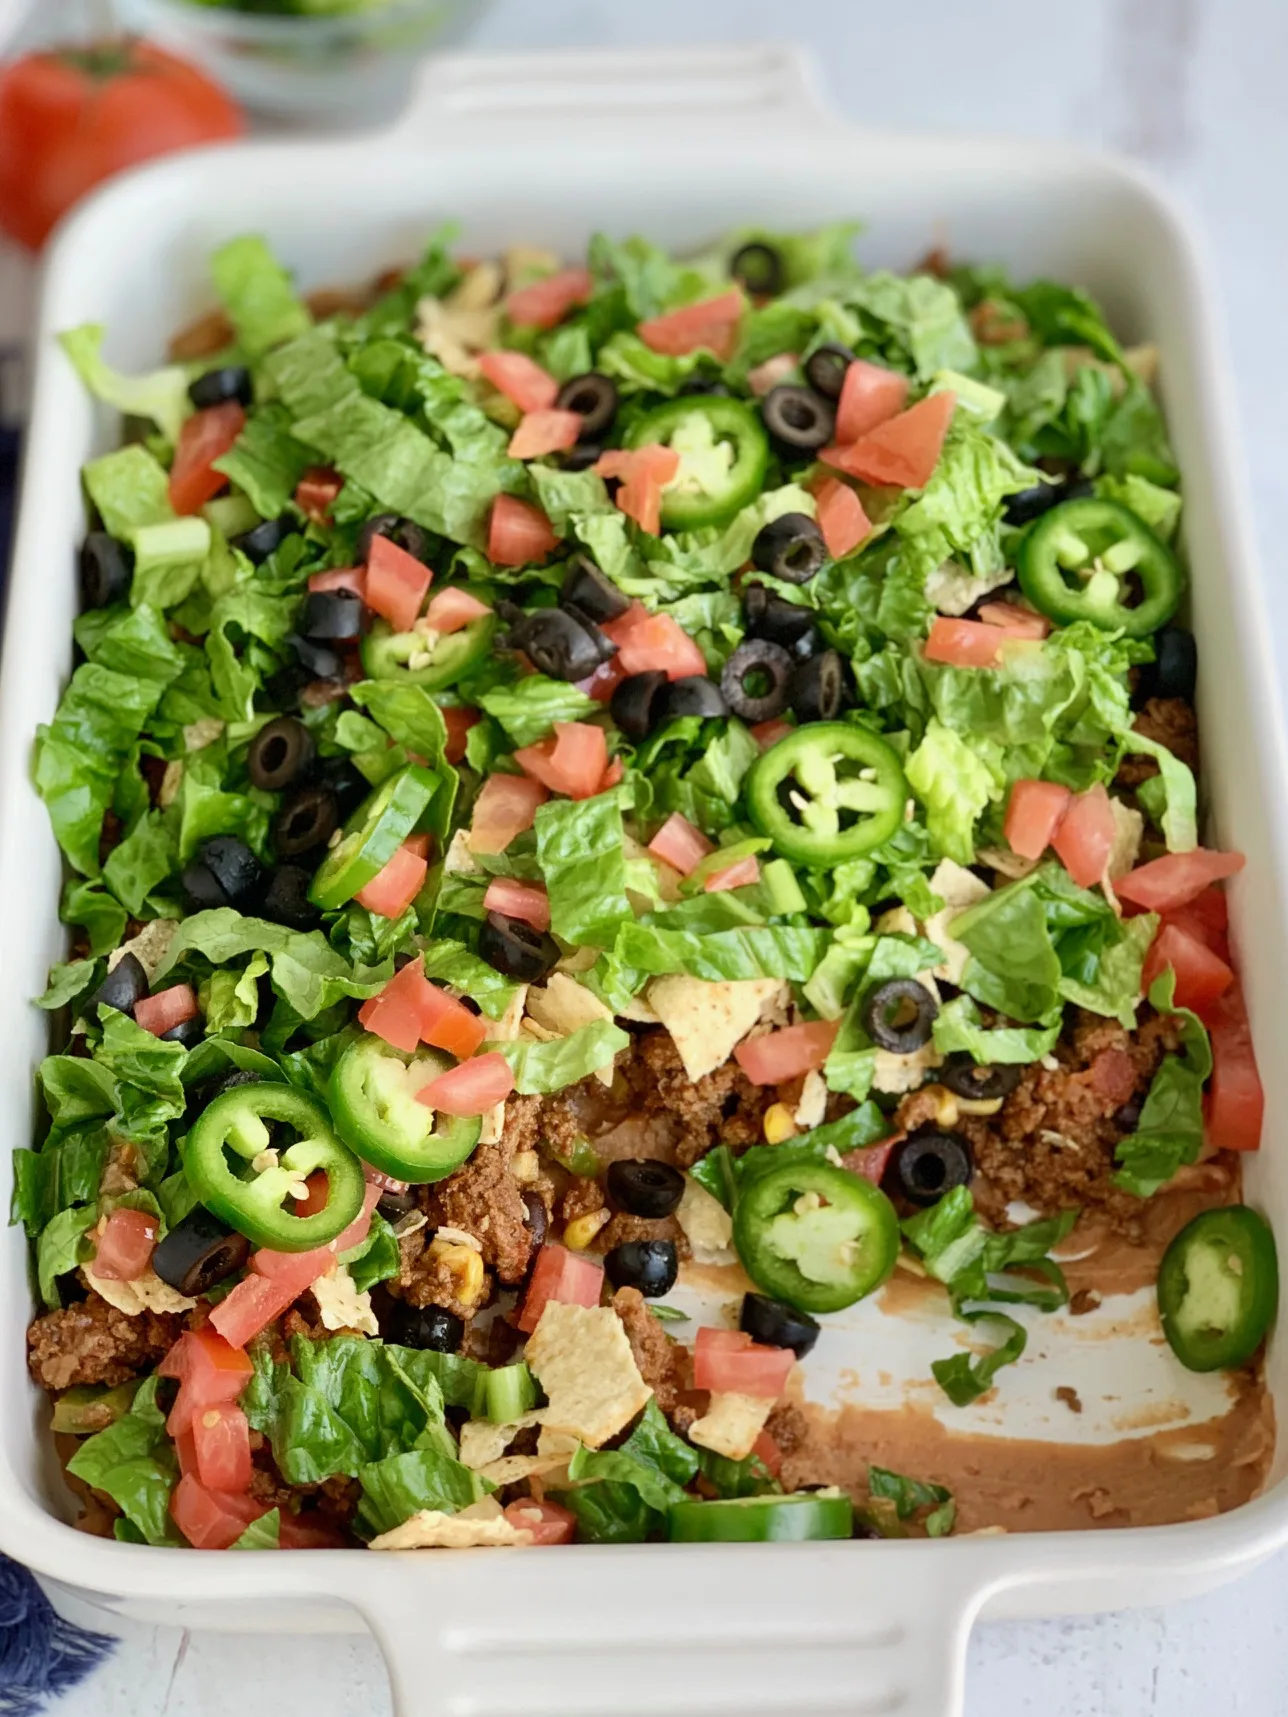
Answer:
xmin=458 ymin=1415 xmax=539 ymax=1470
xmin=676 ymin=1176 xmax=735 ymax=1265
xmin=922 ymin=859 xmax=989 ymax=985
xmin=524 ymin=973 xmax=617 ymax=1087
xmin=793 ymin=1069 xmax=828 ymax=1130
xmin=108 ymin=919 xmax=178 ymax=984
xmin=688 ymin=1391 xmax=774 ymax=1462
xmin=525 ymin=1302 xmax=652 ymax=1447
xmin=646 ymin=976 xmax=786 ymax=1081
xmin=478 ymin=1453 xmax=570 ymax=1486
xmin=536 ymin=1426 xmax=580 ymax=1459
xmin=368 ymin=1507 xmax=532 ymax=1551
xmin=83 ymin=1266 xmax=195 ymax=1317
xmin=310 ymin=1264 xmax=378 ymax=1336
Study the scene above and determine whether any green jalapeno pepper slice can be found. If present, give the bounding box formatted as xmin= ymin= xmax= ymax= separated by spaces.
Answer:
xmin=183 ymin=1084 xmax=365 ymax=1252
xmin=330 ymin=1035 xmax=481 ymax=1184
xmin=667 ymin=1489 xmax=854 ymax=1543
xmin=308 ymin=761 xmax=437 ymax=912
xmin=1157 ymin=1204 xmax=1278 ymax=1372
xmin=732 ymin=1159 xmax=900 ymax=1314
xmin=359 ymin=613 xmax=496 ymax=689
xmin=1016 ymin=497 xmax=1182 ymax=637
xmin=625 ymin=396 xmax=769 ymax=531
xmin=745 ymin=721 xmax=907 ymax=867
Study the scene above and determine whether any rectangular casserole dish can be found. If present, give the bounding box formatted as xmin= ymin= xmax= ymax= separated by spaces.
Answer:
xmin=3 ymin=43 xmax=1287 ymax=1717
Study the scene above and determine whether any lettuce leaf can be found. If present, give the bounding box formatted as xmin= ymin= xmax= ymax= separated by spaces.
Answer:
xmin=152 ymin=908 xmax=390 ymax=1021
xmin=490 ymin=1020 xmax=630 ymax=1094
xmin=1120 ymin=732 xmax=1197 ymax=852
xmin=212 ymin=402 xmax=314 ymax=520
xmin=82 ymin=444 xmax=174 ymax=539
xmin=535 ymin=795 xmax=634 ymax=949
xmin=614 ymin=922 xmax=829 ymax=983
xmin=905 ymin=718 xmax=999 ymax=864
xmin=349 ymin=679 xmax=448 ymax=764
xmin=66 ymin=1376 xmax=181 ymax=1547
xmin=356 ymin=1446 xmax=492 ymax=1539
xmin=210 ymin=234 xmax=311 ymax=359
xmin=477 ymin=677 xmax=598 ymax=747
xmin=843 ymin=272 xmax=976 ymax=378
xmin=60 ymin=324 xmax=191 ymax=444
xmin=932 ymin=996 xmax=1061 ymax=1065
xmin=1113 ymin=971 xmax=1212 ymax=1197
xmin=417 ymin=939 xmax=520 ymax=1020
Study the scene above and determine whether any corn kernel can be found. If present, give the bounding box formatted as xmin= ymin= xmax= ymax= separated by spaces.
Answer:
xmin=510 ymin=1149 xmax=540 ymax=1185
xmin=763 ymin=1103 xmax=798 ymax=1145
xmin=563 ymin=1208 xmax=611 ymax=1251
xmin=925 ymin=1085 xmax=959 ymax=1130
xmin=428 ymin=1238 xmax=486 ymax=1309
xmin=956 ymin=1095 xmax=1004 ymax=1117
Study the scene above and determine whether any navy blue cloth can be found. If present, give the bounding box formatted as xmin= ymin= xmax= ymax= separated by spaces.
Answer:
xmin=0 ymin=1555 xmax=114 ymax=1713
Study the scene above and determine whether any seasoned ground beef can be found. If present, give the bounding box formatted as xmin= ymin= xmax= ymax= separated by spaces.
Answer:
xmin=393 ymin=1231 xmax=491 ymax=1319
xmin=624 ymin=1033 xmax=773 ymax=1167
xmin=27 ymin=1293 xmax=182 ymax=1392
xmin=421 ymin=1096 xmax=542 ymax=1285
xmin=559 ymin=1177 xmax=606 ymax=1224
xmin=612 ymin=1286 xmax=690 ymax=1419
xmin=597 ymin=1212 xmax=687 ymax=1258
xmin=1117 ymin=697 xmax=1198 ymax=788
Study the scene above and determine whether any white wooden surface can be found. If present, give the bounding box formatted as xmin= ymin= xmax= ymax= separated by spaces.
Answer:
xmin=34 ymin=0 xmax=1288 ymax=1711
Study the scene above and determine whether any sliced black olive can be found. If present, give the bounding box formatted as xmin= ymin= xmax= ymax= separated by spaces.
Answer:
xmin=377 ymin=1189 xmax=417 ymax=1222
xmin=152 ymin=1207 xmax=251 ymax=1297
xmin=803 ymin=342 xmax=855 ymax=402
xmin=247 ymin=716 xmax=314 ymax=792
xmin=607 ymin=1159 xmax=685 ymax=1219
xmin=860 ymin=978 xmax=939 ymax=1055
xmin=751 ymin=512 xmax=827 ymax=585
xmin=560 ymin=440 xmax=604 ymax=472
xmin=161 ymin=1015 xmax=205 ymax=1048
xmin=678 ymin=376 xmax=731 ymax=397
xmin=560 ymin=603 xmax=617 ymax=662
xmin=357 ymin=513 xmax=432 ymax=566
xmin=739 ymin=1291 xmax=821 ymax=1358
xmin=1134 ymin=625 xmax=1197 ymax=706
xmin=555 ymin=373 xmax=619 ymax=440
xmin=761 ymin=385 xmax=836 ymax=454
xmin=289 ymin=633 xmax=344 ymax=680
xmin=604 ymin=1239 xmax=678 ymax=1298
xmin=521 ymin=1190 xmax=548 ymax=1250
xmin=312 ymin=756 xmax=369 ymax=822
xmin=273 ymin=785 xmax=339 ymax=858
xmin=744 ymin=585 xmax=824 ymax=660
xmin=730 ymin=241 xmax=784 ymax=298
xmin=231 ymin=516 xmax=294 ymax=566
xmin=90 ymin=953 xmax=148 ymax=1017
xmin=199 ymin=836 xmax=265 ymax=911
xmin=939 ymin=1054 xmax=1022 ymax=1101
xmin=791 ymin=649 xmax=849 ymax=723
xmin=299 ymin=590 xmax=364 ymax=643
xmin=610 ymin=670 xmax=668 ymax=738
xmin=188 ymin=366 xmax=253 ymax=410
xmin=259 ymin=865 xmax=320 ymax=931
xmin=884 ymin=1130 xmax=973 ymax=1208
xmin=1001 ymin=474 xmax=1094 ymax=526
xmin=79 ymin=532 xmax=132 ymax=610
xmin=479 ymin=911 xmax=560 ymax=984
xmin=720 ymin=639 xmax=794 ymax=722
xmin=387 ymin=1302 xmax=465 ymax=1353
xmin=664 ymin=676 xmax=728 ymax=720
xmin=181 ymin=861 xmax=228 ymax=912
xmin=561 ymin=553 xmax=630 ymax=623
xmin=507 ymin=608 xmax=609 ymax=682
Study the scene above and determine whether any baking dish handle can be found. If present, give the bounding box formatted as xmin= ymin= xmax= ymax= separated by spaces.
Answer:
xmin=350 ymin=1546 xmax=988 ymax=1717
xmin=392 ymin=42 xmax=839 ymax=137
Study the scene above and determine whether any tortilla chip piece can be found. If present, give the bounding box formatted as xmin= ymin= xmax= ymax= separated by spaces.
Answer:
xmin=647 ymin=976 xmax=786 ymax=1081
xmin=83 ymin=1267 xmax=195 ymax=1317
xmin=676 ymin=1175 xmax=735 ymax=1266
xmin=368 ymin=1508 xmax=533 ymax=1550
xmin=688 ymin=1391 xmax=774 ymax=1462
xmin=458 ymin=1415 xmax=540 ymax=1471
xmin=310 ymin=1264 xmax=378 ymax=1336
xmin=478 ymin=1454 xmax=570 ymax=1486
xmin=923 ymin=859 xmax=989 ymax=986
xmin=525 ymin=973 xmax=617 ymax=1087
xmin=536 ymin=1426 xmax=580 ymax=1459
xmin=525 ymin=1302 xmax=652 ymax=1448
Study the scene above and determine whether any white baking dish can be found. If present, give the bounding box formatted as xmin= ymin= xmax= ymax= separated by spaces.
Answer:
xmin=4 ymin=43 xmax=1288 ymax=1717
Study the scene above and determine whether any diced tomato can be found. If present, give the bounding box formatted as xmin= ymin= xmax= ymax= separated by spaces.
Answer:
xmin=276 ymin=1513 xmax=350 ymax=1550
xmin=505 ymin=267 xmax=594 ymax=330
xmin=404 ymin=831 xmax=432 ymax=860
xmin=692 ymin=1327 xmax=794 ymax=1399
xmin=208 ymin=1271 xmax=298 ymax=1350
xmin=822 ymin=391 xmax=955 ymax=490
xmin=977 ymin=601 xmax=1050 ymax=640
xmin=601 ymin=603 xmax=706 ymax=680
xmin=1142 ymin=922 xmax=1234 ymax=1015
xmin=595 ymin=444 xmax=681 ymax=537
xmin=734 ymin=1020 xmax=840 ymax=1085
xmin=470 ymin=772 xmax=549 ymax=853
xmin=1162 ymin=886 xmax=1232 ymax=963
xmin=923 ymin=617 xmax=1003 ymax=669
xmin=517 ymin=1243 xmax=605 ymax=1335
xmin=514 ymin=721 xmax=608 ymax=800
xmin=416 ymin=1052 xmax=514 ymax=1118
xmin=484 ymin=877 xmax=551 ymax=932
xmin=509 ymin=409 xmax=583 ymax=460
xmin=478 ymin=349 xmax=559 ymax=413
xmin=646 ymin=812 xmax=715 ymax=876
xmin=174 ymin=1427 xmax=198 ymax=1480
xmin=1004 ymin=779 xmax=1072 ymax=861
xmin=359 ymin=954 xmax=437 ymax=1054
xmin=488 ymin=495 xmax=559 ymax=567
xmin=170 ymin=1474 xmax=267 ymax=1551
xmin=1205 ymin=985 xmax=1263 ymax=1151
xmin=332 ymin=1181 xmax=382 ymax=1255
xmin=835 ymin=358 xmax=909 ymax=444
xmin=416 ymin=983 xmax=489 ymax=1061
xmin=503 ymin=1498 xmax=577 ymax=1545
xmin=598 ymin=756 xmax=624 ymax=793
xmin=160 ymin=1327 xmax=254 ymax=1437
xmin=812 ymin=477 xmax=871 ymax=560
xmin=442 ymin=705 xmax=481 ymax=765
xmin=1114 ymin=849 xmax=1246 ymax=914
xmin=168 ymin=401 xmax=244 ymax=515
xmin=354 ymin=839 xmax=428 ymax=920
xmin=91 ymin=1208 xmax=157 ymax=1280
xmin=705 ymin=854 xmax=761 ymax=893
xmin=751 ymin=718 xmax=794 ymax=752
xmin=308 ymin=565 xmax=365 ymax=598
xmin=295 ymin=1170 xmax=331 ymax=1221
xmin=192 ymin=1403 xmax=252 ymax=1494
xmin=750 ymin=1430 xmax=783 ymax=1479
xmin=582 ymin=656 xmax=629 ymax=704
xmin=421 ymin=588 xmax=492 ymax=635
xmin=637 ymin=289 xmax=744 ymax=361
xmin=133 ymin=984 xmax=198 ymax=1038
xmin=845 ymin=1140 xmax=897 ymax=1186
xmin=364 ymin=534 xmax=433 ymax=634
xmin=746 ymin=352 xmax=799 ymax=395
xmin=294 ymin=466 xmax=342 ymax=525
xmin=237 ymin=1188 xmax=380 ymax=1334
xmin=1051 ymin=784 xmax=1116 ymax=889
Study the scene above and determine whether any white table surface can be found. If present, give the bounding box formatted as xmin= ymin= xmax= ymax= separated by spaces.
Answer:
xmin=31 ymin=0 xmax=1288 ymax=1711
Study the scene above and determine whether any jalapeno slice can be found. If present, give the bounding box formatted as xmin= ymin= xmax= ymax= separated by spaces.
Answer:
xmin=732 ymin=1160 xmax=900 ymax=1314
xmin=667 ymin=1489 xmax=854 ymax=1543
xmin=308 ymin=762 xmax=437 ymax=911
xmin=183 ymin=1084 xmax=365 ymax=1252
xmin=1157 ymin=1205 xmax=1278 ymax=1372
xmin=625 ymin=396 xmax=769 ymax=531
xmin=359 ymin=614 xmax=496 ymax=689
xmin=745 ymin=722 xmax=907 ymax=867
xmin=1017 ymin=497 xmax=1182 ymax=638
xmin=330 ymin=1035 xmax=482 ymax=1183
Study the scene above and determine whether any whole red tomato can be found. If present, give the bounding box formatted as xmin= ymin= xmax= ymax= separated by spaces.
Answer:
xmin=0 ymin=39 xmax=243 ymax=250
